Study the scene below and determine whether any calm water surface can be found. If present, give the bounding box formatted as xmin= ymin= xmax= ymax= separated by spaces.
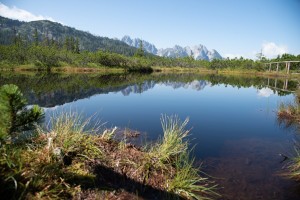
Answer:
xmin=1 ymin=72 xmax=300 ymax=199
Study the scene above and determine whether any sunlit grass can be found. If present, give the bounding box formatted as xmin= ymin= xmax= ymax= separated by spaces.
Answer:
xmin=277 ymin=100 xmax=300 ymax=126
xmin=1 ymin=112 xmax=217 ymax=199
xmin=0 ymin=111 xmax=104 ymax=199
xmin=278 ymin=94 xmax=300 ymax=182
xmin=167 ymin=152 xmax=218 ymax=200
xmin=286 ymin=148 xmax=300 ymax=181
xmin=37 ymin=111 xmax=103 ymax=160
xmin=151 ymin=115 xmax=189 ymax=163
xmin=149 ymin=115 xmax=218 ymax=199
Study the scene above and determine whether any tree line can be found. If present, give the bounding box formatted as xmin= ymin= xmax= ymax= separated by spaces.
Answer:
xmin=0 ymin=28 xmax=299 ymax=72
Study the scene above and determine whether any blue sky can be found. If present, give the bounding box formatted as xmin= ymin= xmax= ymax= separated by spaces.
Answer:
xmin=0 ymin=0 xmax=299 ymax=59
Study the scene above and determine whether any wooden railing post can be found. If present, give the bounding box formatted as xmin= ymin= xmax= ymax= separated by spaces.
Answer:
xmin=265 ymin=61 xmax=299 ymax=73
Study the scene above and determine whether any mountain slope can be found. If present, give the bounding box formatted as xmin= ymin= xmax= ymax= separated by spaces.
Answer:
xmin=0 ymin=16 xmax=138 ymax=56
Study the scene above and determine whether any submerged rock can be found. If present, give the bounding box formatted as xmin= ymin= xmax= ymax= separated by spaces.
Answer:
xmin=245 ymin=158 xmax=252 ymax=165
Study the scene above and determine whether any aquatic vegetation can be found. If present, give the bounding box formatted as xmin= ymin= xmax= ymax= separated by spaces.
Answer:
xmin=150 ymin=115 xmax=217 ymax=199
xmin=167 ymin=152 xmax=217 ymax=200
xmin=277 ymin=97 xmax=300 ymax=127
xmin=284 ymin=143 xmax=300 ymax=181
xmin=277 ymin=92 xmax=300 ymax=181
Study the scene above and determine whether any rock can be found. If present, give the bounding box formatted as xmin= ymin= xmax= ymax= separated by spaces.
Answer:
xmin=245 ymin=158 xmax=252 ymax=165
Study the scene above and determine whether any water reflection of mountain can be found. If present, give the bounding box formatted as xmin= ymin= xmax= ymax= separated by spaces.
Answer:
xmin=0 ymin=73 xmax=297 ymax=108
xmin=121 ymin=80 xmax=209 ymax=96
xmin=164 ymin=80 xmax=209 ymax=91
xmin=121 ymin=81 xmax=156 ymax=96
xmin=26 ymin=80 xmax=209 ymax=106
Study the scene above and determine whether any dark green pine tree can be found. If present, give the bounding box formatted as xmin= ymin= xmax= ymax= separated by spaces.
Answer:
xmin=0 ymin=84 xmax=44 ymax=139
xmin=64 ymin=36 xmax=70 ymax=51
xmin=13 ymin=26 xmax=18 ymax=45
xmin=33 ymin=28 xmax=39 ymax=46
xmin=44 ymin=30 xmax=50 ymax=46
xmin=74 ymin=38 xmax=80 ymax=53
xmin=70 ymin=37 xmax=74 ymax=52
xmin=134 ymin=40 xmax=145 ymax=57
xmin=15 ymin=34 xmax=23 ymax=47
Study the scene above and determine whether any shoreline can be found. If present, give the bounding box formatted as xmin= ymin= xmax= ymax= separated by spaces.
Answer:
xmin=1 ymin=65 xmax=299 ymax=78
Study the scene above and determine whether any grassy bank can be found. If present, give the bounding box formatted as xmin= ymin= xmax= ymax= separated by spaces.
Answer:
xmin=0 ymin=64 xmax=151 ymax=74
xmin=152 ymin=66 xmax=300 ymax=78
xmin=3 ymin=64 xmax=300 ymax=78
xmin=0 ymin=112 xmax=217 ymax=199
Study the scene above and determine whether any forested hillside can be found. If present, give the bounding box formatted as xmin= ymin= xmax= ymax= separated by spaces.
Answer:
xmin=0 ymin=16 xmax=138 ymax=56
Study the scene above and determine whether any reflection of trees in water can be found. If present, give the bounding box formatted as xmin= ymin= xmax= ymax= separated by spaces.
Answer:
xmin=0 ymin=72 xmax=297 ymax=107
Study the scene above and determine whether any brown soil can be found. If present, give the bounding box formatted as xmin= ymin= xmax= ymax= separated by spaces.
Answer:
xmin=74 ymin=137 xmax=182 ymax=200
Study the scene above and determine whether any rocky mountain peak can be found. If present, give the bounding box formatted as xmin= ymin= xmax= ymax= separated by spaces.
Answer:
xmin=121 ymin=35 xmax=222 ymax=61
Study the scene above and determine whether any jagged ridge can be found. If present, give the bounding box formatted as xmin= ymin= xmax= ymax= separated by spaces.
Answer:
xmin=121 ymin=35 xmax=222 ymax=61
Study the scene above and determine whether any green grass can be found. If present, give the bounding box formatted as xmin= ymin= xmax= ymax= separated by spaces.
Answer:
xmin=38 ymin=111 xmax=103 ymax=160
xmin=277 ymin=93 xmax=300 ymax=182
xmin=285 ymin=145 xmax=300 ymax=181
xmin=0 ymin=112 xmax=217 ymax=199
xmin=0 ymin=111 xmax=104 ymax=199
xmin=277 ymin=100 xmax=300 ymax=125
xmin=168 ymin=152 xmax=217 ymax=200
xmin=149 ymin=115 xmax=218 ymax=199
xmin=151 ymin=115 xmax=189 ymax=163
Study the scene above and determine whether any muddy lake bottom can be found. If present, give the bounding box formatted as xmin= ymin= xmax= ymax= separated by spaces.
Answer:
xmin=204 ymin=138 xmax=300 ymax=199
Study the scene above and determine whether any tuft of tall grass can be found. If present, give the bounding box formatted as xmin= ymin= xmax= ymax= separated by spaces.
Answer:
xmin=0 ymin=110 xmax=110 ymax=199
xmin=277 ymin=100 xmax=300 ymax=129
xmin=151 ymin=115 xmax=190 ymax=163
xmin=101 ymin=126 xmax=117 ymax=141
xmin=150 ymin=115 xmax=218 ymax=199
xmin=37 ymin=111 xmax=103 ymax=161
xmin=278 ymin=101 xmax=300 ymax=116
xmin=0 ymin=144 xmax=24 ymax=194
xmin=167 ymin=152 xmax=218 ymax=200
xmin=284 ymin=143 xmax=300 ymax=181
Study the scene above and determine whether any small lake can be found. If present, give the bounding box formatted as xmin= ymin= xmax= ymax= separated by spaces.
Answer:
xmin=1 ymin=72 xmax=300 ymax=199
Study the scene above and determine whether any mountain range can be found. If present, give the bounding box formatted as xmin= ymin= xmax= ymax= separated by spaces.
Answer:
xmin=121 ymin=35 xmax=222 ymax=61
xmin=0 ymin=16 xmax=222 ymax=60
